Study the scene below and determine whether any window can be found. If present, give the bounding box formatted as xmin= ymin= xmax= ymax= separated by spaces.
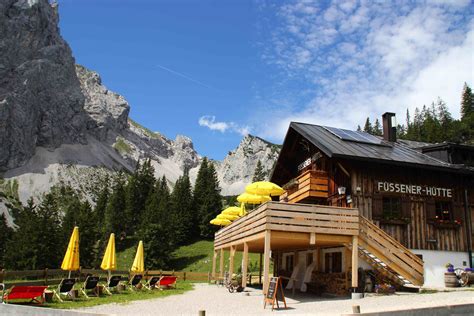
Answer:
xmin=285 ymin=255 xmax=294 ymax=272
xmin=382 ymin=197 xmax=402 ymax=219
xmin=435 ymin=201 xmax=452 ymax=221
xmin=324 ymin=252 xmax=342 ymax=273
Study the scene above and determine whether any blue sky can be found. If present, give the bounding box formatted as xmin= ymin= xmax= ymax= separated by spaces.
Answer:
xmin=59 ymin=0 xmax=473 ymax=160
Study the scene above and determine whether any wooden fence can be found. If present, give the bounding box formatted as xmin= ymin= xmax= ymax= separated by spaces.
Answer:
xmin=0 ymin=268 xmax=212 ymax=289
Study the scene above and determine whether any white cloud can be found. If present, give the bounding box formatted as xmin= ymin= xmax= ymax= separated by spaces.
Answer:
xmin=256 ymin=0 xmax=473 ymax=141
xmin=198 ymin=115 xmax=250 ymax=136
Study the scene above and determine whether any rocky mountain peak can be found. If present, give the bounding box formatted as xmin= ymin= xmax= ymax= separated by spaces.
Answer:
xmin=76 ymin=64 xmax=130 ymax=141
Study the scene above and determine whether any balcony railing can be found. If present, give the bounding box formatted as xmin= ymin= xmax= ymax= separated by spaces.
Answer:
xmin=279 ymin=170 xmax=329 ymax=203
xmin=214 ymin=201 xmax=359 ymax=249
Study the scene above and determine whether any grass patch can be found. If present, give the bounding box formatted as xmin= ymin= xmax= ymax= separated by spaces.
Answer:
xmin=113 ymin=137 xmax=132 ymax=155
xmin=129 ymin=119 xmax=158 ymax=139
xmin=419 ymin=289 xmax=439 ymax=294
xmin=116 ymin=239 xmax=264 ymax=273
xmin=39 ymin=281 xmax=193 ymax=309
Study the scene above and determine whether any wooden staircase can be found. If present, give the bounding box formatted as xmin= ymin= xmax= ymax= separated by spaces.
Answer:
xmin=349 ymin=216 xmax=424 ymax=287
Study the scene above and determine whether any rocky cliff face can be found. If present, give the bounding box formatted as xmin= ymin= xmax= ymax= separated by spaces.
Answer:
xmin=0 ymin=0 xmax=88 ymax=171
xmin=214 ymin=135 xmax=281 ymax=195
xmin=0 ymin=0 xmax=281 ymax=226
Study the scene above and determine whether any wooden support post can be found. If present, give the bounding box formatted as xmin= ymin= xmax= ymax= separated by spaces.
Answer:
xmin=352 ymin=235 xmax=359 ymax=289
xmin=242 ymin=242 xmax=249 ymax=288
xmin=317 ymin=248 xmax=323 ymax=272
xmin=229 ymin=246 xmax=236 ymax=277
xmin=219 ymin=248 xmax=224 ymax=278
xmin=259 ymin=253 xmax=263 ymax=285
xmin=211 ymin=250 xmax=217 ymax=278
xmin=263 ymin=230 xmax=271 ymax=294
xmin=345 ymin=247 xmax=351 ymax=289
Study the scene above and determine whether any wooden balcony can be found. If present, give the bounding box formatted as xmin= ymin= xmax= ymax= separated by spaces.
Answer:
xmin=279 ymin=170 xmax=329 ymax=204
xmin=214 ymin=201 xmax=359 ymax=251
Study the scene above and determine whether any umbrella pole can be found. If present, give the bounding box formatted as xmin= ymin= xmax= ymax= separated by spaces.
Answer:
xmin=68 ymin=271 xmax=71 ymax=279
xmin=108 ymin=270 xmax=111 ymax=281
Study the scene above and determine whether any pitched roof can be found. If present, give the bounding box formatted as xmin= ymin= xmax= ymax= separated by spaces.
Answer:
xmin=290 ymin=122 xmax=473 ymax=173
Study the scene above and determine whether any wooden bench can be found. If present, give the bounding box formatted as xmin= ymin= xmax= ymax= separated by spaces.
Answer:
xmin=3 ymin=285 xmax=48 ymax=304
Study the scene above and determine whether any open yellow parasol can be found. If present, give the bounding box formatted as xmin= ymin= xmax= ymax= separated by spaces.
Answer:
xmin=210 ymin=218 xmax=231 ymax=226
xmin=217 ymin=213 xmax=239 ymax=221
xmin=101 ymin=233 xmax=116 ymax=279
xmin=245 ymin=181 xmax=285 ymax=196
xmin=222 ymin=206 xmax=241 ymax=216
xmin=237 ymin=192 xmax=271 ymax=204
xmin=61 ymin=226 xmax=80 ymax=278
xmin=131 ymin=240 xmax=145 ymax=274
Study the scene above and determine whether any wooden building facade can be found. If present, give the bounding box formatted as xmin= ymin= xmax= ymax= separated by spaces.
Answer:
xmin=212 ymin=113 xmax=473 ymax=294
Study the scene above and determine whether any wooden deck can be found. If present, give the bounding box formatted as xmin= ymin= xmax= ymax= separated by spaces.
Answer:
xmin=212 ymin=201 xmax=425 ymax=292
xmin=280 ymin=170 xmax=329 ymax=203
xmin=214 ymin=201 xmax=359 ymax=251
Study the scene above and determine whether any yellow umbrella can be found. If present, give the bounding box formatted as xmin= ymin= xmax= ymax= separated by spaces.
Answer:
xmin=131 ymin=240 xmax=145 ymax=274
xmin=239 ymin=202 xmax=247 ymax=217
xmin=61 ymin=226 xmax=80 ymax=278
xmin=245 ymin=181 xmax=285 ymax=196
xmin=212 ymin=219 xmax=231 ymax=226
xmin=101 ymin=233 xmax=116 ymax=279
xmin=217 ymin=213 xmax=239 ymax=221
xmin=222 ymin=206 xmax=241 ymax=216
xmin=237 ymin=192 xmax=271 ymax=204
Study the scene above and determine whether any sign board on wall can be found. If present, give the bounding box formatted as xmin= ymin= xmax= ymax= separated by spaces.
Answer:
xmin=377 ymin=182 xmax=452 ymax=198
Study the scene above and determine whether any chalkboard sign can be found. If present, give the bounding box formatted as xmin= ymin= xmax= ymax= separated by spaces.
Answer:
xmin=264 ymin=277 xmax=286 ymax=311
xmin=266 ymin=277 xmax=277 ymax=299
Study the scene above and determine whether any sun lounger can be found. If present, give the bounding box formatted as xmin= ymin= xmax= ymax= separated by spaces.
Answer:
xmin=52 ymin=278 xmax=76 ymax=302
xmin=81 ymin=275 xmax=100 ymax=298
xmin=3 ymin=285 xmax=48 ymax=304
xmin=144 ymin=276 xmax=160 ymax=290
xmin=158 ymin=276 xmax=177 ymax=290
xmin=127 ymin=274 xmax=143 ymax=290
xmin=103 ymin=275 xmax=122 ymax=295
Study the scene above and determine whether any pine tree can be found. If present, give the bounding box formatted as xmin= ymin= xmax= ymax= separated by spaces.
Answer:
xmin=252 ymin=160 xmax=266 ymax=182
xmin=125 ymin=159 xmax=156 ymax=234
xmin=461 ymin=82 xmax=473 ymax=119
xmin=193 ymin=158 xmax=222 ymax=239
xmin=104 ymin=172 xmax=127 ymax=244
xmin=77 ymin=201 xmax=98 ymax=268
xmin=94 ymin=176 xmax=109 ymax=235
xmin=373 ymin=119 xmax=383 ymax=136
xmin=170 ymin=173 xmax=195 ymax=244
xmin=356 ymin=125 xmax=362 ymax=132
xmin=363 ymin=117 xmax=373 ymax=134
xmin=34 ymin=193 xmax=63 ymax=269
xmin=0 ymin=213 xmax=12 ymax=268
xmin=5 ymin=199 xmax=38 ymax=269
xmin=140 ymin=176 xmax=175 ymax=268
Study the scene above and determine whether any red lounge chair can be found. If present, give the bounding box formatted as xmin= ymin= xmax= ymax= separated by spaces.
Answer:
xmin=3 ymin=285 xmax=48 ymax=304
xmin=158 ymin=276 xmax=177 ymax=290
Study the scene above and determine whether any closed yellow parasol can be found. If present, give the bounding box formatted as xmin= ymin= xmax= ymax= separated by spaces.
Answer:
xmin=237 ymin=192 xmax=271 ymax=204
xmin=131 ymin=241 xmax=145 ymax=274
xmin=101 ymin=233 xmax=116 ymax=278
xmin=61 ymin=226 xmax=80 ymax=278
xmin=245 ymin=181 xmax=284 ymax=196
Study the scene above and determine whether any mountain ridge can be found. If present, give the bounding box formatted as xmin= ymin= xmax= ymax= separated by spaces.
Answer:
xmin=0 ymin=0 xmax=281 ymax=224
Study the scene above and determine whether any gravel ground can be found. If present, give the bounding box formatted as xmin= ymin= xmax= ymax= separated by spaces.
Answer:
xmin=81 ymin=284 xmax=474 ymax=316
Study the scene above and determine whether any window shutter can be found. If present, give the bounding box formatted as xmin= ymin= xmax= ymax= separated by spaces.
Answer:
xmin=372 ymin=195 xmax=383 ymax=219
xmin=425 ymin=199 xmax=436 ymax=220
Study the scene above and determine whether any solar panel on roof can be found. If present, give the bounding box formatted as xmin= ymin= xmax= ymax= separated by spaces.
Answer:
xmin=322 ymin=126 xmax=389 ymax=146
